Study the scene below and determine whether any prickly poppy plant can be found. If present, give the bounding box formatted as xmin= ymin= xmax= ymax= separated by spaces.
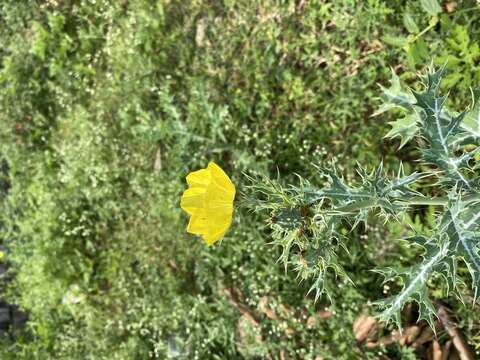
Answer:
xmin=247 ymin=66 xmax=480 ymax=329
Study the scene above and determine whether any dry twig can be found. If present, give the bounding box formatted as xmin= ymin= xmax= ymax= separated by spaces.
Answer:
xmin=437 ymin=305 xmax=474 ymax=360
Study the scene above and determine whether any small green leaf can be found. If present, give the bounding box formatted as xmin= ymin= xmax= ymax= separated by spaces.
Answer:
xmin=415 ymin=38 xmax=429 ymax=60
xmin=441 ymin=73 xmax=462 ymax=89
xmin=420 ymin=0 xmax=442 ymax=16
xmin=403 ymin=13 xmax=419 ymax=34
xmin=407 ymin=39 xmax=429 ymax=67
xmin=435 ymin=54 xmax=462 ymax=68
xmin=382 ymin=35 xmax=408 ymax=47
xmin=440 ymin=14 xmax=453 ymax=32
xmin=406 ymin=44 xmax=418 ymax=68
xmin=448 ymin=25 xmax=470 ymax=51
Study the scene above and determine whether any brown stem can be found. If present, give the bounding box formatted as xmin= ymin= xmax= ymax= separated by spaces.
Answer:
xmin=437 ymin=305 xmax=474 ymax=360
xmin=223 ymin=288 xmax=260 ymax=325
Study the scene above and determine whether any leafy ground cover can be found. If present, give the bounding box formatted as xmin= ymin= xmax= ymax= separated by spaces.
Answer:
xmin=0 ymin=0 xmax=479 ymax=359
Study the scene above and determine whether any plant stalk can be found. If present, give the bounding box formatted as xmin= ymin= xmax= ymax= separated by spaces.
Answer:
xmin=336 ymin=193 xmax=480 ymax=213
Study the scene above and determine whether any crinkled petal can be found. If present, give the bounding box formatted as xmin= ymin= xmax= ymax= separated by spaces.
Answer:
xmin=203 ymin=228 xmax=229 ymax=246
xmin=181 ymin=162 xmax=235 ymax=246
xmin=203 ymin=207 xmax=233 ymax=245
xmin=187 ymin=210 xmax=208 ymax=235
xmin=206 ymin=206 xmax=233 ymax=229
xmin=180 ymin=187 xmax=205 ymax=215
xmin=186 ymin=168 xmax=211 ymax=188
xmin=205 ymin=185 xmax=234 ymax=209
xmin=208 ymin=162 xmax=235 ymax=197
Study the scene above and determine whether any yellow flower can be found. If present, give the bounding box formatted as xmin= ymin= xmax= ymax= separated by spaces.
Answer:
xmin=180 ymin=162 xmax=236 ymax=245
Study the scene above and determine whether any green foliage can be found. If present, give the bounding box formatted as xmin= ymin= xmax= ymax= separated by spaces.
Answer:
xmin=381 ymin=0 xmax=480 ymax=96
xmin=248 ymin=67 xmax=480 ymax=330
xmin=436 ymin=24 xmax=480 ymax=89
xmin=420 ymin=0 xmax=442 ymax=17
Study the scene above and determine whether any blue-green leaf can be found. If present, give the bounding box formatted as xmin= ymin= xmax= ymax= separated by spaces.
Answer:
xmin=385 ymin=113 xmax=419 ymax=148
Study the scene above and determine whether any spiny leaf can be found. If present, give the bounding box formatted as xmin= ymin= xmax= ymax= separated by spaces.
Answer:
xmin=375 ymin=235 xmax=449 ymax=329
xmin=412 ymin=67 xmax=476 ymax=188
xmin=385 ymin=113 xmax=419 ymax=148
xmin=462 ymin=89 xmax=480 ymax=143
xmin=377 ymin=67 xmax=480 ymax=152
xmin=444 ymin=196 xmax=480 ymax=302
xmin=374 ymin=69 xmax=416 ymax=116
xmin=420 ymin=64 xmax=446 ymax=95
xmin=376 ymin=194 xmax=480 ymax=328
xmin=310 ymin=164 xmax=423 ymax=208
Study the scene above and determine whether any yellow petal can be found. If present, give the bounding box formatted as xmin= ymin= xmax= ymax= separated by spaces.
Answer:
xmin=203 ymin=228 xmax=228 ymax=246
xmin=206 ymin=206 xmax=233 ymax=229
xmin=208 ymin=162 xmax=235 ymax=196
xmin=205 ymin=186 xmax=234 ymax=209
xmin=187 ymin=210 xmax=208 ymax=234
xmin=180 ymin=187 xmax=206 ymax=215
xmin=202 ymin=207 xmax=233 ymax=246
xmin=186 ymin=168 xmax=211 ymax=188
xmin=181 ymin=162 xmax=235 ymax=246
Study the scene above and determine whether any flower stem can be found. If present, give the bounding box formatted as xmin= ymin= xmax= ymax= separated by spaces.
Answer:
xmin=336 ymin=193 xmax=480 ymax=213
